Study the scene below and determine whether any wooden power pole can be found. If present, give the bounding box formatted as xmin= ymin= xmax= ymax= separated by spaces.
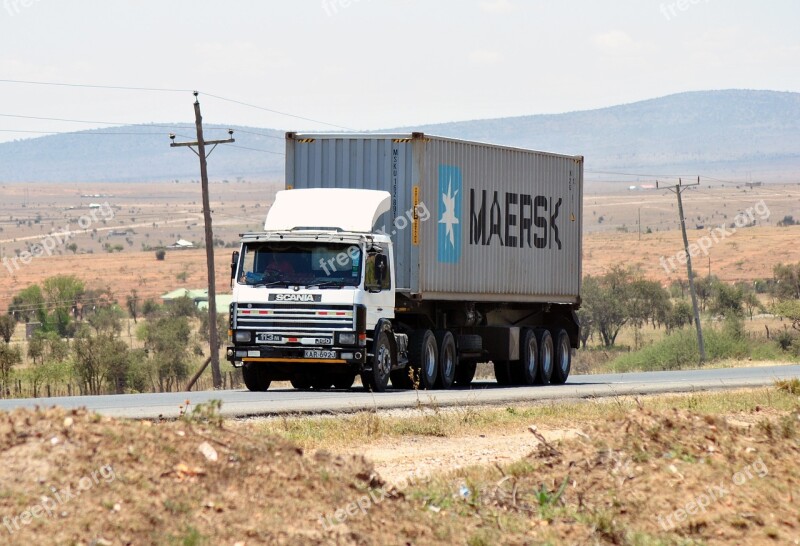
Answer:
xmin=657 ymin=177 xmax=706 ymax=363
xmin=170 ymin=92 xmax=234 ymax=389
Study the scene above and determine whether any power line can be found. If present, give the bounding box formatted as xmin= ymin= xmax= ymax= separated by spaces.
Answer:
xmin=0 ymin=78 xmax=192 ymax=93
xmin=201 ymin=92 xmax=355 ymax=131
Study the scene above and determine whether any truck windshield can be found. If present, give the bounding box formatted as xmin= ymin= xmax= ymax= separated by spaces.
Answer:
xmin=237 ymin=242 xmax=362 ymax=287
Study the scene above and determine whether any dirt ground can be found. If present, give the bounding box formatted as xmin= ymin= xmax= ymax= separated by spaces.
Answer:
xmin=1 ymin=391 xmax=798 ymax=545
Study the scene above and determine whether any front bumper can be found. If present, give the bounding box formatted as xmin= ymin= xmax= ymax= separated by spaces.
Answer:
xmin=226 ymin=345 xmax=368 ymax=366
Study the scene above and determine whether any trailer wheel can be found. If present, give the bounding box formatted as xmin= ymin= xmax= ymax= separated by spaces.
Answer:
xmin=332 ymin=373 xmax=356 ymax=390
xmin=390 ymin=367 xmax=414 ymax=389
xmin=454 ymin=359 xmax=478 ymax=387
xmin=409 ymin=329 xmax=438 ymax=390
xmin=362 ymin=330 xmax=393 ymax=392
xmin=550 ymin=329 xmax=572 ymax=385
xmin=514 ymin=328 xmax=539 ymax=386
xmin=434 ymin=330 xmax=457 ymax=389
xmin=535 ymin=329 xmax=554 ymax=385
xmin=494 ymin=361 xmax=513 ymax=385
xmin=242 ymin=363 xmax=270 ymax=392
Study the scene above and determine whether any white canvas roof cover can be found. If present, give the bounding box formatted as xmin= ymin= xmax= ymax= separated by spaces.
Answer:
xmin=264 ymin=188 xmax=391 ymax=233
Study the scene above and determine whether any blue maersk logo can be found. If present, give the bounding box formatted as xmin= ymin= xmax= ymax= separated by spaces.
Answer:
xmin=437 ymin=165 xmax=462 ymax=263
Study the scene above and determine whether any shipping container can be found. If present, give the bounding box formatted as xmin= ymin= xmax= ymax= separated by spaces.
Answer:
xmin=286 ymin=132 xmax=583 ymax=304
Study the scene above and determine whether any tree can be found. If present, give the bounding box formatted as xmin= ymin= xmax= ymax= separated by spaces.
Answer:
xmin=138 ymin=317 xmax=193 ymax=392
xmin=87 ymin=305 xmax=125 ymax=335
xmin=155 ymin=249 xmax=166 ymax=261
xmin=200 ymin=310 xmax=228 ymax=350
xmin=693 ymin=275 xmax=719 ymax=312
xmin=0 ymin=344 xmax=22 ymax=387
xmin=581 ymin=267 xmax=633 ymax=348
xmin=773 ymin=263 xmax=800 ymax=301
xmin=742 ymin=291 xmax=763 ymax=321
xmin=576 ymin=307 xmax=594 ymax=349
xmin=126 ymin=289 xmax=140 ymax=324
xmin=709 ymin=282 xmax=744 ymax=318
xmin=0 ymin=315 xmax=16 ymax=344
xmin=665 ymin=300 xmax=694 ymax=333
xmin=9 ymin=284 xmax=47 ymax=324
xmin=72 ymin=330 xmax=130 ymax=395
xmin=167 ymin=296 xmax=198 ymax=319
xmin=42 ymin=275 xmax=85 ymax=336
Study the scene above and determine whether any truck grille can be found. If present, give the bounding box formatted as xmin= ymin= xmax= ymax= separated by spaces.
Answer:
xmin=235 ymin=303 xmax=354 ymax=334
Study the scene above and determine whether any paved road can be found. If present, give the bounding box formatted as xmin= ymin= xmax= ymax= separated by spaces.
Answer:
xmin=1 ymin=365 xmax=798 ymax=419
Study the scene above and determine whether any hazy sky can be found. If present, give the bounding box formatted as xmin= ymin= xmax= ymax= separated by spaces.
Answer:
xmin=1 ymin=0 xmax=798 ymax=143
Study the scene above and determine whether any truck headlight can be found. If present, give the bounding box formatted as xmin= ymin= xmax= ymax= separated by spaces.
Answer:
xmin=338 ymin=332 xmax=356 ymax=345
xmin=235 ymin=330 xmax=252 ymax=342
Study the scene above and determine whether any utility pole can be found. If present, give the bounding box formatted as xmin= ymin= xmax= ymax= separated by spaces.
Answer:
xmin=170 ymin=92 xmax=234 ymax=389
xmin=657 ymin=177 xmax=706 ymax=363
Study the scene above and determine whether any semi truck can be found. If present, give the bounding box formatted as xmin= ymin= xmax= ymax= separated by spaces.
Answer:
xmin=226 ymin=132 xmax=583 ymax=392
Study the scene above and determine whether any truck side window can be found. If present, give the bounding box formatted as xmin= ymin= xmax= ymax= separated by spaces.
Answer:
xmin=365 ymin=253 xmax=390 ymax=291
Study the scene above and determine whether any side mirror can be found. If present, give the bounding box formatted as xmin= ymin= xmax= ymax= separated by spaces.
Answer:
xmin=376 ymin=254 xmax=388 ymax=284
xmin=230 ymin=251 xmax=239 ymax=280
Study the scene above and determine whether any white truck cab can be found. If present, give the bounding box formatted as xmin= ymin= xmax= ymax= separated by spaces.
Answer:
xmin=227 ymin=189 xmax=401 ymax=391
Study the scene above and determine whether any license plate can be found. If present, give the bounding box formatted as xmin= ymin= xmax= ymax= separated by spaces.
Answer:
xmin=304 ymin=350 xmax=337 ymax=359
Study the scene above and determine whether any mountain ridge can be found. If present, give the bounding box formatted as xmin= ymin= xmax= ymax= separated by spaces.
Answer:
xmin=0 ymin=89 xmax=797 ymax=183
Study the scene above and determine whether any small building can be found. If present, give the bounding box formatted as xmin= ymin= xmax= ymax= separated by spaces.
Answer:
xmin=168 ymin=239 xmax=195 ymax=249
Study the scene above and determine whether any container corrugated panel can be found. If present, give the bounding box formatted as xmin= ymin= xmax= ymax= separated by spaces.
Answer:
xmin=286 ymin=133 xmax=582 ymax=304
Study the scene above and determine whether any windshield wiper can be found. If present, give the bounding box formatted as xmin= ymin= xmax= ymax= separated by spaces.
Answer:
xmin=253 ymin=280 xmax=291 ymax=288
xmin=307 ymin=280 xmax=348 ymax=289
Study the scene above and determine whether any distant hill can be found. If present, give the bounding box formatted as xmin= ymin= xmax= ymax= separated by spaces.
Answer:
xmin=1 ymin=90 xmax=798 ymax=183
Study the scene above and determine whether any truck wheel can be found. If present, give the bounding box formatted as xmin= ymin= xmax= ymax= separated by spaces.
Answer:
xmin=333 ymin=373 xmax=356 ymax=390
xmin=290 ymin=375 xmax=312 ymax=390
xmin=517 ymin=328 xmax=540 ymax=386
xmin=494 ymin=361 xmax=513 ymax=385
xmin=434 ymin=330 xmax=457 ymax=389
xmin=362 ymin=330 xmax=393 ymax=392
xmin=390 ymin=367 xmax=414 ymax=389
xmin=242 ymin=363 xmax=270 ymax=392
xmin=409 ymin=329 xmax=438 ymax=390
xmin=550 ymin=329 xmax=572 ymax=385
xmin=535 ymin=329 xmax=554 ymax=385
xmin=454 ymin=359 xmax=477 ymax=386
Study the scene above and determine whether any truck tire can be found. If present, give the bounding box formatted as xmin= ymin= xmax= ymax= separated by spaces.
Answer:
xmin=550 ymin=329 xmax=572 ymax=385
xmin=362 ymin=330 xmax=393 ymax=392
xmin=434 ymin=330 xmax=457 ymax=389
xmin=535 ymin=329 xmax=554 ymax=385
xmin=457 ymin=334 xmax=482 ymax=353
xmin=515 ymin=328 xmax=540 ymax=386
xmin=390 ymin=367 xmax=414 ymax=389
xmin=494 ymin=361 xmax=513 ymax=385
xmin=454 ymin=359 xmax=477 ymax=387
xmin=332 ymin=373 xmax=356 ymax=390
xmin=290 ymin=375 xmax=312 ymax=390
xmin=242 ymin=363 xmax=270 ymax=392
xmin=409 ymin=329 xmax=438 ymax=390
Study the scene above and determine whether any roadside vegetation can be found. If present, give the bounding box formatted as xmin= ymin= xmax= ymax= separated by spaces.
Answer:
xmin=0 ymin=261 xmax=798 ymax=398
xmin=576 ymin=261 xmax=800 ymax=374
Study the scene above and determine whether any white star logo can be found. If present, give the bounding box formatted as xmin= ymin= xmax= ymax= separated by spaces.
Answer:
xmin=439 ymin=180 xmax=459 ymax=247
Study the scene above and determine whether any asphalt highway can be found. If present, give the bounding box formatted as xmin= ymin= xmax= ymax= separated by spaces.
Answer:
xmin=0 ymin=365 xmax=797 ymax=419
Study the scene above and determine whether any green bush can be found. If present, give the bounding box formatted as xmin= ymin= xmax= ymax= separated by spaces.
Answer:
xmin=609 ymin=319 xmax=778 ymax=373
